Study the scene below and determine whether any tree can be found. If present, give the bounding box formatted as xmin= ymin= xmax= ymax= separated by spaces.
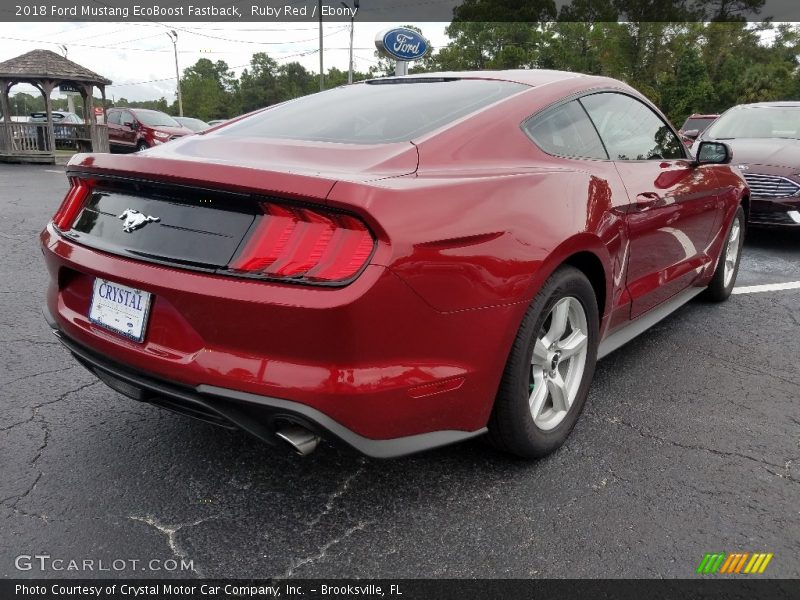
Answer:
xmin=179 ymin=59 xmax=239 ymax=121
xmin=238 ymin=52 xmax=281 ymax=113
xmin=659 ymin=47 xmax=715 ymax=123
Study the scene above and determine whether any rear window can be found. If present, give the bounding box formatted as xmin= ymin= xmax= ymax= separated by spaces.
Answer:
xmin=30 ymin=112 xmax=66 ymax=121
xmin=681 ymin=117 xmax=715 ymax=132
xmin=524 ymin=100 xmax=608 ymax=160
xmin=135 ymin=110 xmax=180 ymax=127
xmin=217 ymin=79 xmax=527 ymax=144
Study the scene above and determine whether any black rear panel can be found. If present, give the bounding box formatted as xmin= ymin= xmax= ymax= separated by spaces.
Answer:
xmin=66 ymin=178 xmax=257 ymax=269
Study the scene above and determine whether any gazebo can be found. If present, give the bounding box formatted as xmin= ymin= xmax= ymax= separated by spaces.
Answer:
xmin=0 ymin=49 xmax=111 ymax=163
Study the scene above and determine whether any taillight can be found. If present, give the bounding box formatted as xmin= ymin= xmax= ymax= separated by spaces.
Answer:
xmin=229 ymin=202 xmax=375 ymax=284
xmin=53 ymin=177 xmax=92 ymax=230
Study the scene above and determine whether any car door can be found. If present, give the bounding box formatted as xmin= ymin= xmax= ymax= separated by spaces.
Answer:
xmin=521 ymin=98 xmax=636 ymax=334
xmin=118 ymin=111 xmax=139 ymax=148
xmin=106 ymin=110 xmax=124 ymax=147
xmin=580 ymin=92 xmax=721 ymax=319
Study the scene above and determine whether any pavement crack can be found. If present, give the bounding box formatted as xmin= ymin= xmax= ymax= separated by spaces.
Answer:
xmin=128 ymin=514 xmax=217 ymax=577
xmin=0 ymin=471 xmax=44 ymax=515
xmin=0 ymin=380 xmax=99 ymax=433
xmin=764 ymin=460 xmax=798 ymax=485
xmin=1 ymin=338 xmax=61 ymax=346
xmin=305 ymin=458 xmax=366 ymax=531
xmin=601 ymin=416 xmax=788 ymax=470
xmin=1 ymin=365 xmax=79 ymax=388
xmin=282 ymin=520 xmax=373 ymax=578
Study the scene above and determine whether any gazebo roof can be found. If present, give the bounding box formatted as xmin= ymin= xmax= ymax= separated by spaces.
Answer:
xmin=0 ymin=49 xmax=111 ymax=85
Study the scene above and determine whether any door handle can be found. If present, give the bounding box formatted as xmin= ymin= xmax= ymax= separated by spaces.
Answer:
xmin=635 ymin=192 xmax=661 ymax=210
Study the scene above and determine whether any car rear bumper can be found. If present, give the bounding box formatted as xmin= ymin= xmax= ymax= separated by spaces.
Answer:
xmin=40 ymin=223 xmax=519 ymax=456
xmin=44 ymin=309 xmax=485 ymax=458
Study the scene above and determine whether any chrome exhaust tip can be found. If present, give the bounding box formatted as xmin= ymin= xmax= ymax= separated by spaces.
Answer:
xmin=275 ymin=424 xmax=321 ymax=456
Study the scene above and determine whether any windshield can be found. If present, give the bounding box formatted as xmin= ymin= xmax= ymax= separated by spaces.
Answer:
xmin=705 ymin=106 xmax=800 ymax=140
xmin=681 ymin=117 xmax=715 ymax=132
xmin=30 ymin=112 xmax=74 ymax=122
xmin=176 ymin=117 xmax=209 ymax=131
xmin=135 ymin=110 xmax=181 ymax=127
xmin=217 ymin=78 xmax=528 ymax=144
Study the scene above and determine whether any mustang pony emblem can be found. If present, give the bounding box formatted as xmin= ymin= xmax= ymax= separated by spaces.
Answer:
xmin=118 ymin=209 xmax=160 ymax=233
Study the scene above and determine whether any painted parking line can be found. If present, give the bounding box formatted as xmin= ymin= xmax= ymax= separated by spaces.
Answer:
xmin=44 ymin=169 xmax=64 ymax=174
xmin=732 ymin=281 xmax=800 ymax=294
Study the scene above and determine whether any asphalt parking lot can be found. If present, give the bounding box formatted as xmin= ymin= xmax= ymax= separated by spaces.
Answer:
xmin=1 ymin=163 xmax=798 ymax=579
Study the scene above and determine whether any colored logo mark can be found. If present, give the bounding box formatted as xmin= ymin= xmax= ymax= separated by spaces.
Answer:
xmin=696 ymin=552 xmax=774 ymax=574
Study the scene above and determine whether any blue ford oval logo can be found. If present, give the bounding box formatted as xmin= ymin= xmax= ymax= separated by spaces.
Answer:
xmin=375 ymin=28 xmax=430 ymax=62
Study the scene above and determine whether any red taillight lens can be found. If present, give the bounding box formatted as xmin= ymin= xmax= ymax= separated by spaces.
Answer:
xmin=229 ymin=203 xmax=375 ymax=283
xmin=53 ymin=177 xmax=92 ymax=231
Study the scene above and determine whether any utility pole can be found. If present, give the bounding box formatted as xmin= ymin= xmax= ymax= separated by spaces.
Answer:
xmin=167 ymin=30 xmax=183 ymax=116
xmin=318 ymin=0 xmax=324 ymax=91
xmin=341 ymin=0 xmax=359 ymax=84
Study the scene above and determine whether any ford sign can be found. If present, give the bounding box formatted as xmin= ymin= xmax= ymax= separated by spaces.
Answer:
xmin=375 ymin=27 xmax=430 ymax=62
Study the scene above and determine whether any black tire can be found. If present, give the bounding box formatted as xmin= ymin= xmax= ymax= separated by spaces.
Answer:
xmin=136 ymin=141 xmax=149 ymax=152
xmin=487 ymin=265 xmax=599 ymax=458
xmin=703 ymin=205 xmax=745 ymax=302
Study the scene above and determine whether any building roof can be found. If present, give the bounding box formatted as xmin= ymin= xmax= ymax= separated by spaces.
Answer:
xmin=0 ymin=49 xmax=111 ymax=85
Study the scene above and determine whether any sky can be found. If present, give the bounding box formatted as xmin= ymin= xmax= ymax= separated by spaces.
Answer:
xmin=2 ymin=21 xmax=451 ymax=102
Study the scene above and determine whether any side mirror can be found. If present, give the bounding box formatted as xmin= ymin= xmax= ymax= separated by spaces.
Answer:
xmin=694 ymin=141 xmax=732 ymax=165
xmin=127 ymin=121 xmax=138 ymax=130
xmin=683 ymin=129 xmax=700 ymax=140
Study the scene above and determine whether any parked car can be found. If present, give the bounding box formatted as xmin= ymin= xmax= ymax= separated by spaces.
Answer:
xmin=678 ymin=113 xmax=719 ymax=146
xmin=173 ymin=116 xmax=210 ymax=132
xmin=106 ymin=108 xmax=193 ymax=153
xmin=42 ymin=70 xmax=747 ymax=459
xmin=694 ymin=101 xmax=800 ymax=227
xmin=29 ymin=110 xmax=83 ymax=149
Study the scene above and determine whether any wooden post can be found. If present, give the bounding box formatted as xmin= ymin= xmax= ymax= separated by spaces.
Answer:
xmin=0 ymin=80 xmax=11 ymax=124
xmin=0 ymin=79 xmax=11 ymax=154
xmin=41 ymin=79 xmax=56 ymax=154
xmin=85 ymin=83 xmax=94 ymax=125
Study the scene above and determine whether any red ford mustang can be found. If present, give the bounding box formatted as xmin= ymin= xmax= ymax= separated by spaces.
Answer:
xmin=41 ymin=70 xmax=748 ymax=459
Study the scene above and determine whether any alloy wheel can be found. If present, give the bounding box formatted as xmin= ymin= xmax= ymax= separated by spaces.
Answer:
xmin=723 ymin=217 xmax=742 ymax=288
xmin=529 ymin=296 xmax=589 ymax=431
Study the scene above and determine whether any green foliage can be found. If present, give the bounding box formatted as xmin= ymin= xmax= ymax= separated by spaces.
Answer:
xmin=176 ymin=58 xmax=240 ymax=121
xmin=429 ymin=19 xmax=800 ymax=124
xmin=13 ymin=11 xmax=796 ymax=128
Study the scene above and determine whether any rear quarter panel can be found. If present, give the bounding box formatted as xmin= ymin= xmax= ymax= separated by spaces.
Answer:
xmin=328 ymin=80 xmax=633 ymax=328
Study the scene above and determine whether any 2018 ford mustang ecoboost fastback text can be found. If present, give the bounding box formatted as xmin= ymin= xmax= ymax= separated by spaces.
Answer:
xmin=41 ymin=70 xmax=748 ymax=458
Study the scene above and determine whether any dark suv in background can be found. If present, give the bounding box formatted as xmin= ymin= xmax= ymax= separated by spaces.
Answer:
xmin=106 ymin=108 xmax=194 ymax=153
xmin=695 ymin=102 xmax=800 ymax=227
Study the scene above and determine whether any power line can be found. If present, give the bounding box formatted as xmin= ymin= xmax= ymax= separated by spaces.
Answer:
xmin=106 ymin=48 xmax=321 ymax=88
xmin=168 ymin=23 xmax=349 ymax=45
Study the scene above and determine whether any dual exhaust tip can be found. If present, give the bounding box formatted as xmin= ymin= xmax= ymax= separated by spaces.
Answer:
xmin=275 ymin=424 xmax=321 ymax=456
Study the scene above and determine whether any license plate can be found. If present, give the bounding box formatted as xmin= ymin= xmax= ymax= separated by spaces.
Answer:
xmin=89 ymin=278 xmax=152 ymax=343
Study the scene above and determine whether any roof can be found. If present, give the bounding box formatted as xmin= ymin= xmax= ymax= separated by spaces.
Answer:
xmin=0 ymin=49 xmax=111 ymax=85
xmin=373 ymin=69 xmax=591 ymax=87
xmin=110 ymin=107 xmax=165 ymax=114
xmin=736 ymin=102 xmax=800 ymax=108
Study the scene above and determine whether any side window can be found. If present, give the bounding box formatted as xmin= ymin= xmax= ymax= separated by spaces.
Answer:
xmin=580 ymin=93 xmax=685 ymax=161
xmin=119 ymin=111 xmax=134 ymax=126
xmin=523 ymin=100 xmax=608 ymax=160
xmin=107 ymin=110 xmax=121 ymax=125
